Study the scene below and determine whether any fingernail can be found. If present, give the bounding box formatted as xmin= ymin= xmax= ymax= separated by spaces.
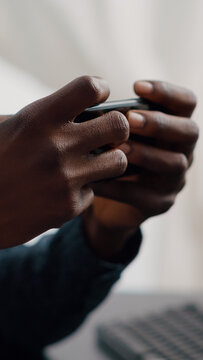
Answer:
xmin=135 ymin=81 xmax=154 ymax=95
xmin=118 ymin=143 xmax=131 ymax=155
xmin=127 ymin=112 xmax=146 ymax=128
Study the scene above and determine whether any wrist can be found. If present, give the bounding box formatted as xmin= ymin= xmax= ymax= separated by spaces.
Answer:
xmin=82 ymin=207 xmax=139 ymax=262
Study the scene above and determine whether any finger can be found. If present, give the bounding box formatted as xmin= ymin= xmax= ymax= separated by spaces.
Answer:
xmin=84 ymin=149 xmax=128 ymax=183
xmin=126 ymin=110 xmax=199 ymax=155
xmin=75 ymin=111 xmax=129 ymax=152
xmin=134 ymin=80 xmax=197 ymax=117
xmin=20 ymin=76 xmax=110 ymax=126
xmin=188 ymin=153 xmax=194 ymax=167
xmin=92 ymin=180 xmax=175 ymax=216
xmin=119 ymin=141 xmax=188 ymax=175
xmin=132 ymin=172 xmax=186 ymax=194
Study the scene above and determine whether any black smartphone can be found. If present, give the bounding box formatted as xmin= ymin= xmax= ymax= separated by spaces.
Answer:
xmin=75 ymin=98 xmax=159 ymax=123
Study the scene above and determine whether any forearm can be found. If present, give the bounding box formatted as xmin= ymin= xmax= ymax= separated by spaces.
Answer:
xmin=0 ymin=216 xmax=142 ymax=351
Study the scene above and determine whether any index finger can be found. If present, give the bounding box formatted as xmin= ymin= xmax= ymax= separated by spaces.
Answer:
xmin=75 ymin=111 xmax=129 ymax=153
xmin=134 ymin=80 xmax=197 ymax=117
xmin=20 ymin=76 xmax=110 ymax=127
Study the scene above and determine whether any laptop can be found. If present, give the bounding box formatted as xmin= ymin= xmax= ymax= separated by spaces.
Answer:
xmin=97 ymin=304 xmax=203 ymax=360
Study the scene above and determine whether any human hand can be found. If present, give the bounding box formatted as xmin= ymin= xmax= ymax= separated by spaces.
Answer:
xmin=0 ymin=76 xmax=129 ymax=248
xmin=84 ymin=81 xmax=199 ymax=260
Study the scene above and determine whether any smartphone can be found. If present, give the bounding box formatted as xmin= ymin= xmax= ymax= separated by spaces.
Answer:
xmin=75 ymin=98 xmax=159 ymax=123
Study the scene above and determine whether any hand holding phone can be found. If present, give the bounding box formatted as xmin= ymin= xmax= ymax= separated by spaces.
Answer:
xmin=89 ymin=80 xmax=198 ymax=231
xmin=75 ymin=98 xmax=163 ymax=166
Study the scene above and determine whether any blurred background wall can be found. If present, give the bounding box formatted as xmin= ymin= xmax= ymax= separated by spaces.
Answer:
xmin=0 ymin=0 xmax=202 ymax=293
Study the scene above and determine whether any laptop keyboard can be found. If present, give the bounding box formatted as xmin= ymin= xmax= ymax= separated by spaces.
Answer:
xmin=97 ymin=304 xmax=203 ymax=360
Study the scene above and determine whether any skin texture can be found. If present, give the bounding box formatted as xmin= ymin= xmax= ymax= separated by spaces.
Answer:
xmin=83 ymin=80 xmax=199 ymax=261
xmin=0 ymin=76 xmax=130 ymax=248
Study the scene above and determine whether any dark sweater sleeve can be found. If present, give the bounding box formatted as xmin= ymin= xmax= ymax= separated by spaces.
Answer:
xmin=0 ymin=216 xmax=142 ymax=353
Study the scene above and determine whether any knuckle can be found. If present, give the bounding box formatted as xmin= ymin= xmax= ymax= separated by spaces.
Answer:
xmin=159 ymin=196 xmax=175 ymax=214
xmin=114 ymin=149 xmax=128 ymax=175
xmin=178 ymin=177 xmax=186 ymax=192
xmin=109 ymin=111 xmax=130 ymax=141
xmin=188 ymin=153 xmax=194 ymax=167
xmin=80 ymin=75 xmax=103 ymax=103
xmin=189 ymin=121 xmax=199 ymax=143
xmin=173 ymin=154 xmax=188 ymax=175
xmin=188 ymin=90 xmax=197 ymax=110
xmin=169 ymin=176 xmax=186 ymax=193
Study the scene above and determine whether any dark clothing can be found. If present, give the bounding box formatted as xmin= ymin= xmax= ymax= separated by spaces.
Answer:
xmin=0 ymin=216 xmax=141 ymax=358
